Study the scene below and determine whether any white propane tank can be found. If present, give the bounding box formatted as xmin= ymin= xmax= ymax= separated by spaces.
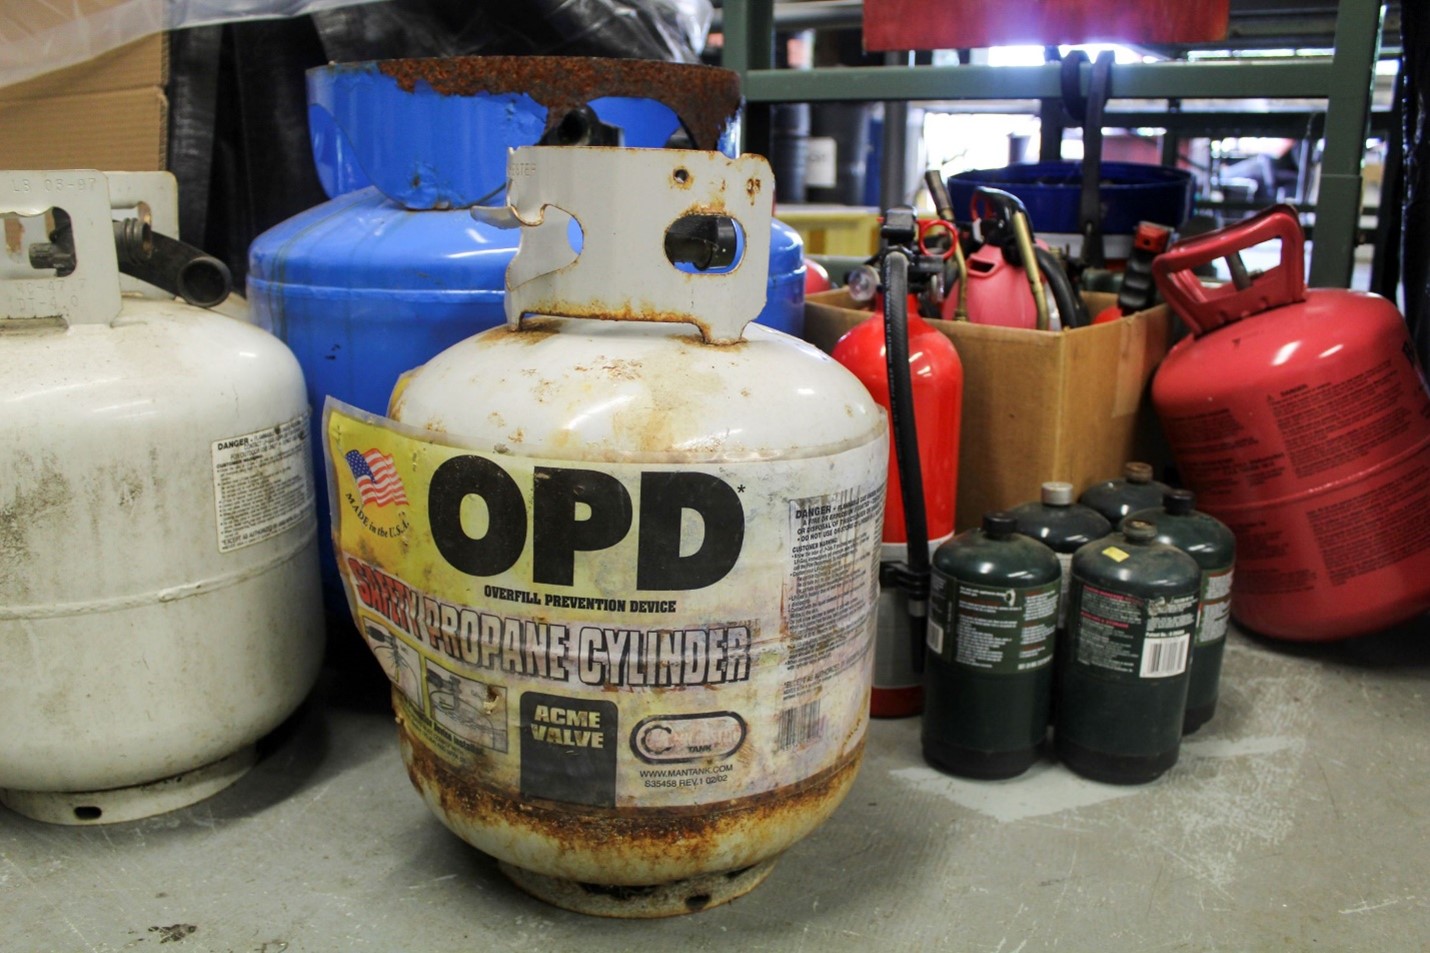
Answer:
xmin=0 ymin=171 xmax=324 ymax=824
xmin=325 ymin=147 xmax=887 ymax=917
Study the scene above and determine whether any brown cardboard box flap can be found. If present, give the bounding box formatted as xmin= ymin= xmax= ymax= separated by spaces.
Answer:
xmin=0 ymin=87 xmax=168 ymax=171
xmin=805 ymin=288 xmax=1172 ymax=530
xmin=0 ymin=34 xmax=167 ymax=103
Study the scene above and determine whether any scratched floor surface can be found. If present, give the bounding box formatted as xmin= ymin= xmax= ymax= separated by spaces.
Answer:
xmin=2 ymin=622 xmax=1427 ymax=953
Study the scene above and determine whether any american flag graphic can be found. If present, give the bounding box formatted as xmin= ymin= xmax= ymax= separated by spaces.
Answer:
xmin=345 ymin=448 xmax=409 ymax=508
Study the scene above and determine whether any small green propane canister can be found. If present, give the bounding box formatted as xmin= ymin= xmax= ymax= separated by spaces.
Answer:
xmin=1078 ymin=462 xmax=1170 ymax=524
xmin=1009 ymin=481 xmax=1112 ymax=630
xmin=1058 ymin=519 xmax=1202 ymax=784
xmin=924 ymin=512 xmax=1062 ymax=779
xmin=1125 ymin=490 xmax=1236 ymax=734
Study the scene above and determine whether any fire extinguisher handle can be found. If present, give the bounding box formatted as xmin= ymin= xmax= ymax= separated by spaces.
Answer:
xmin=1152 ymin=204 xmax=1307 ymax=335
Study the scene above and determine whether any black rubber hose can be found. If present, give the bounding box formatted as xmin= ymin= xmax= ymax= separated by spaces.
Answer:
xmin=114 ymin=221 xmax=232 ymax=308
xmin=881 ymin=250 xmax=930 ymax=674
xmin=1035 ymin=246 xmax=1089 ymax=328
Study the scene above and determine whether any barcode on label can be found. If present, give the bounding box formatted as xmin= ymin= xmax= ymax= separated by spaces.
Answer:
xmin=927 ymin=618 xmax=945 ymax=654
xmin=777 ymin=699 xmax=824 ymax=750
xmin=1140 ymin=634 xmax=1191 ymax=678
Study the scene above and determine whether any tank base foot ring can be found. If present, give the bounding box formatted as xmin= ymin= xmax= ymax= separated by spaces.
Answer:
xmin=499 ymin=856 xmax=779 ymax=918
xmin=0 ymin=745 xmax=257 ymax=825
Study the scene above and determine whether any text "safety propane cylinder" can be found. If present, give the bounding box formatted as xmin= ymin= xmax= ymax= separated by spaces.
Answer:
xmin=0 ymin=171 xmax=323 ymax=824
xmin=325 ymin=147 xmax=887 ymax=917
xmin=1152 ymin=206 xmax=1430 ymax=641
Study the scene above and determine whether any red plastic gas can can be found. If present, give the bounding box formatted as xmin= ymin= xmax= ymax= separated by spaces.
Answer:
xmin=1151 ymin=205 xmax=1430 ymax=641
xmin=941 ymin=241 xmax=1046 ymax=329
xmin=835 ymin=298 xmax=963 ymax=546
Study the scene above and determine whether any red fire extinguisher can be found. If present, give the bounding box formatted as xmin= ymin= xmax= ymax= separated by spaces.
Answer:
xmin=1152 ymin=205 xmax=1430 ymax=641
xmin=834 ymin=209 xmax=963 ymax=715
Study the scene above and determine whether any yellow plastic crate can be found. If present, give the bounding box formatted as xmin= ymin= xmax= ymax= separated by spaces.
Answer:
xmin=776 ymin=204 xmax=881 ymax=257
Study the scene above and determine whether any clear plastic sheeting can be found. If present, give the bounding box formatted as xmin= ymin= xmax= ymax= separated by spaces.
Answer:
xmin=0 ymin=0 xmax=384 ymax=88
xmin=308 ymin=0 xmax=713 ymax=64
xmin=533 ymin=0 xmax=713 ymax=63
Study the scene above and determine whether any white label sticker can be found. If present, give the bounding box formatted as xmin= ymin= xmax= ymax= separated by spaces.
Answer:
xmin=805 ymin=137 xmax=838 ymax=189
xmin=212 ymin=413 xmax=314 ymax=553
xmin=927 ymin=617 xmax=945 ymax=655
xmin=1056 ymin=551 xmax=1074 ymax=628
xmin=1197 ymin=566 xmax=1235 ymax=644
xmin=1139 ymin=634 xmax=1191 ymax=678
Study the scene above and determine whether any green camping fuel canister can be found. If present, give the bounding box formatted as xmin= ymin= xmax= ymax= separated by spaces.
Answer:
xmin=923 ymin=513 xmax=1061 ymax=779
xmin=1125 ymin=490 xmax=1236 ymax=734
xmin=1057 ymin=519 xmax=1201 ymax=784
xmin=1009 ymin=481 xmax=1112 ymax=630
xmin=1078 ymin=461 xmax=1170 ymax=524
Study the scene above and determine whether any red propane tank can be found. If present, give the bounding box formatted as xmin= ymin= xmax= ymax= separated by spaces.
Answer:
xmin=805 ymin=257 xmax=832 ymax=295
xmin=834 ymin=293 xmax=963 ymax=712
xmin=1151 ymin=205 xmax=1430 ymax=640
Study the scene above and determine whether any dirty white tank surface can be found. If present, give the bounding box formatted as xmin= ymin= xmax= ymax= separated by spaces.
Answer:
xmin=0 ymin=172 xmax=324 ymax=824
xmin=327 ymin=147 xmax=887 ymax=916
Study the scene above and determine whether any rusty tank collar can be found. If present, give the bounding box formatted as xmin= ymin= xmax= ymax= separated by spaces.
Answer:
xmin=376 ymin=56 xmax=741 ymax=152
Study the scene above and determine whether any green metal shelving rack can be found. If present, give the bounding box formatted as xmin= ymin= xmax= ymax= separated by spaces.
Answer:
xmin=720 ymin=0 xmax=1390 ymax=288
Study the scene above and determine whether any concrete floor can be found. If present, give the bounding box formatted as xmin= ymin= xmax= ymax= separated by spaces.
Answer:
xmin=2 ymin=620 xmax=1427 ymax=952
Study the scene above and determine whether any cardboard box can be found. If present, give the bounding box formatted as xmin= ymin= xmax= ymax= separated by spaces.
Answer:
xmin=0 ymin=34 xmax=168 ymax=172
xmin=805 ymin=289 xmax=1172 ymax=532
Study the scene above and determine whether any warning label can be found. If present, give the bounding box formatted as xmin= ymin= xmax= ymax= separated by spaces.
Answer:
xmin=212 ymin=413 xmax=313 ymax=553
xmin=929 ymin=575 xmax=1058 ymax=675
xmin=1268 ymin=360 xmax=1418 ymax=481
xmin=1070 ymin=583 xmax=1197 ymax=681
xmin=1196 ymin=566 xmax=1234 ymax=644
xmin=785 ymin=488 xmax=883 ymax=671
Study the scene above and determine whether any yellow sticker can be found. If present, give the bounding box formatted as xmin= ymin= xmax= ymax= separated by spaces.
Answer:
xmin=1102 ymin=546 xmax=1131 ymax=562
xmin=322 ymin=399 xmax=887 ymax=810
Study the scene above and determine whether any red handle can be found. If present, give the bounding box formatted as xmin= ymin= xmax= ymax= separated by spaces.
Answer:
xmin=917 ymin=218 xmax=959 ymax=260
xmin=1151 ymin=204 xmax=1307 ymax=335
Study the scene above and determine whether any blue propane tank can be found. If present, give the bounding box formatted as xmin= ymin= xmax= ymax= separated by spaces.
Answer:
xmin=248 ymin=57 xmax=806 ymax=618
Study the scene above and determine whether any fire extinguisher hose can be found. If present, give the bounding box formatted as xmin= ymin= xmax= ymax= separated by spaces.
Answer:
xmin=880 ymin=249 xmax=931 ymax=673
xmin=1034 ymin=246 xmax=1090 ymax=328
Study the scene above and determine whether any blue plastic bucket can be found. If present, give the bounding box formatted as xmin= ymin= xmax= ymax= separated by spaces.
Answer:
xmin=947 ymin=161 xmax=1195 ymax=248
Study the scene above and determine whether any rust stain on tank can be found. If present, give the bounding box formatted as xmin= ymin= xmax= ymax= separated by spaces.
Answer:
xmin=479 ymin=320 xmax=561 ymax=345
xmin=375 ymin=57 xmax=741 ymax=152
xmin=4 ymin=217 xmax=23 ymax=255
xmin=600 ymin=359 xmax=643 ymax=382
xmin=399 ymin=721 xmax=863 ymax=882
xmin=526 ymin=303 xmax=721 ymax=345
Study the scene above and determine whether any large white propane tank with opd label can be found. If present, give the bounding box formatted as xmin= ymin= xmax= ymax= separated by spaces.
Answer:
xmin=325 ymin=147 xmax=887 ymax=917
xmin=0 ymin=171 xmax=323 ymax=824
